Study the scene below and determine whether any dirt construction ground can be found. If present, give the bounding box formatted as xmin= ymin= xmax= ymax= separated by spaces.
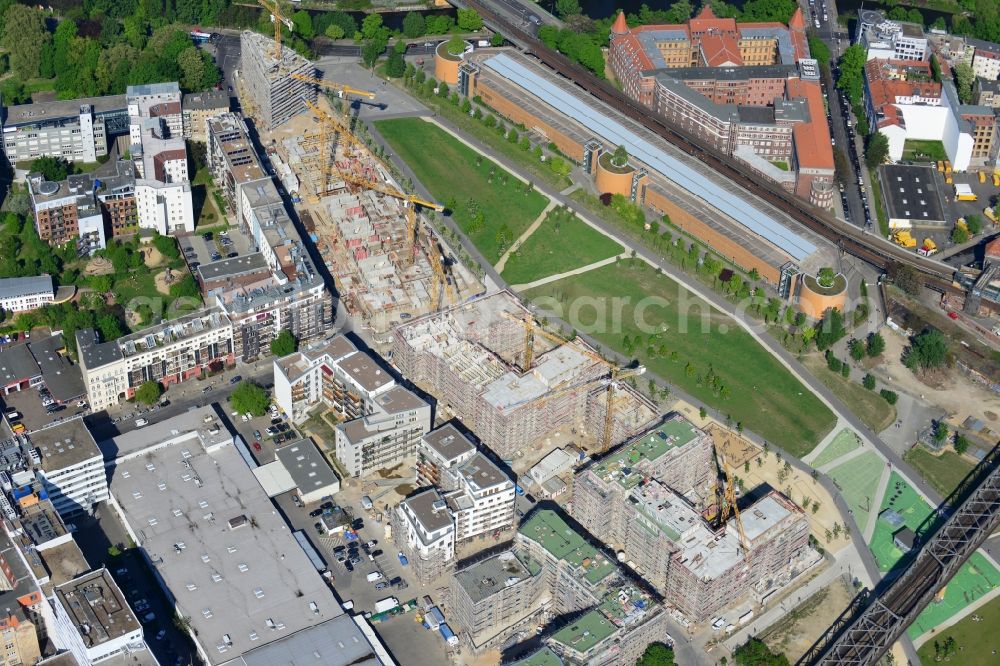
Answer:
xmin=875 ymin=330 xmax=1000 ymax=426
xmin=762 ymin=576 xmax=854 ymax=661
xmin=675 ymin=399 xmax=851 ymax=553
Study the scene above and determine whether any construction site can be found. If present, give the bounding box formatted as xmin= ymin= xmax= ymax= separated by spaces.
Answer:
xmin=237 ymin=4 xmax=481 ymax=348
xmin=571 ymin=414 xmax=820 ymax=624
xmin=390 ymin=290 xmax=658 ymax=462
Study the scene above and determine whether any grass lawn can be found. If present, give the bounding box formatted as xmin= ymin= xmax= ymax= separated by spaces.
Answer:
xmin=812 ymin=428 xmax=862 ymax=469
xmin=904 ymin=445 xmax=976 ymax=497
xmin=909 ymin=551 xmax=1000 ymax=640
xmin=771 ymin=161 xmax=790 ymax=171
xmin=870 ymin=168 xmax=890 ymax=237
xmin=917 ymin=587 xmax=1000 ymax=664
xmin=804 ymin=356 xmax=895 ymax=433
xmin=827 ymin=451 xmax=884 ymax=532
xmin=870 ymin=471 xmax=934 ymax=572
xmin=526 ymin=260 xmax=835 ymax=456
xmin=501 ymin=207 xmax=623 ymax=285
xmin=375 ymin=117 xmax=549 ymax=264
xmin=902 ymin=139 xmax=947 ymax=163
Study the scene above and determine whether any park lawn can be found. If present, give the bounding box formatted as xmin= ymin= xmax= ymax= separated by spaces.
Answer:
xmin=804 ymin=355 xmax=895 ymax=433
xmin=374 ymin=117 xmax=549 ymax=263
xmin=811 ymin=428 xmax=862 ymax=470
xmin=908 ymin=551 xmax=1000 ymax=640
xmin=827 ymin=450 xmax=884 ymax=532
xmin=904 ymin=445 xmax=976 ymax=497
xmin=917 ymin=584 xmax=1000 ymax=665
xmin=902 ymin=139 xmax=947 ymax=163
xmin=501 ymin=208 xmax=623 ymax=285
xmin=869 ymin=471 xmax=934 ymax=572
xmin=526 ymin=260 xmax=835 ymax=456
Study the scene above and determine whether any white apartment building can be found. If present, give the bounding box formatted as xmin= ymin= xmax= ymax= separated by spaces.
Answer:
xmin=135 ymin=178 xmax=194 ymax=235
xmin=127 ymin=82 xmax=183 ymax=142
xmin=2 ymin=96 xmax=127 ymax=165
xmin=857 ymin=10 xmax=928 ymax=61
xmin=181 ymin=90 xmax=230 ymax=142
xmin=28 ymin=418 xmax=110 ymax=518
xmin=394 ymin=489 xmax=456 ymax=583
xmin=334 ymin=386 xmax=432 ymax=477
xmin=0 ymin=276 xmax=54 ymax=313
xmin=51 ymin=569 xmax=146 ymax=664
xmin=970 ymin=39 xmax=1000 ymax=81
xmin=76 ymin=309 xmax=235 ymax=411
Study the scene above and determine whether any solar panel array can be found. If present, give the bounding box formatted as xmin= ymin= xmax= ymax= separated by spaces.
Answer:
xmin=483 ymin=53 xmax=817 ymax=261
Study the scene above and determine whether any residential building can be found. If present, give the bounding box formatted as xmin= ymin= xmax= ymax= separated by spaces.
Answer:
xmin=50 ymin=569 xmax=145 ymax=664
xmin=27 ymin=173 xmax=107 ymax=253
xmin=238 ymin=31 xmax=317 ymax=130
xmin=856 ymin=10 xmax=928 ymax=61
xmin=416 ymin=424 xmax=478 ymax=488
xmin=94 ymin=159 xmax=139 ymax=238
xmin=448 ymin=550 xmax=542 ymax=653
xmin=75 ymin=309 xmax=234 ymax=411
xmin=107 ymin=406 xmax=393 ymax=666
xmin=273 ymin=439 xmax=340 ymax=504
xmin=0 ymin=529 xmax=44 ymax=666
xmin=0 ymin=334 xmax=86 ymax=403
xmin=0 ymin=276 xmax=54 ymax=313
xmin=127 ymin=82 xmax=183 ymax=142
xmin=392 ymin=489 xmax=455 ymax=584
xmin=974 ymin=78 xmax=1000 ymax=107
xmin=133 ymin=178 xmax=193 ymax=235
xmin=334 ymin=385 xmax=431 ymax=477
xmin=863 ymin=58 xmax=975 ymax=169
xmin=969 ymin=38 xmax=1000 ymax=81
xmin=182 ymin=90 xmax=230 ymax=142
xmin=26 ymin=418 xmax=109 ymax=518
xmin=515 ymin=509 xmax=668 ymax=666
xmin=207 ymin=114 xmax=265 ymax=215
xmin=439 ymin=451 xmax=515 ymax=542
xmin=1 ymin=95 xmax=127 ymax=165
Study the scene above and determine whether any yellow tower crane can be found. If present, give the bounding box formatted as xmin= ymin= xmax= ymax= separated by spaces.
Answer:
xmin=291 ymin=73 xmax=377 ymax=101
xmin=718 ymin=453 xmax=751 ymax=557
xmin=258 ymin=0 xmax=294 ymax=61
xmin=500 ymin=311 xmax=645 ymax=452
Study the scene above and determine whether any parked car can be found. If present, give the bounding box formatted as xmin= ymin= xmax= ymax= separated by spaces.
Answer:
xmin=254 ymin=429 xmax=262 ymax=440
xmin=371 ymin=549 xmax=383 ymax=557
xmin=135 ymin=418 xmax=148 ymax=427
xmin=231 ymin=375 xmax=242 ymax=384
xmin=202 ymin=232 xmax=213 ymax=240
xmin=252 ymin=442 xmax=262 ymax=452
xmin=142 ymin=612 xmax=156 ymax=623
xmin=227 ymin=252 xmax=238 ymax=258
xmin=365 ymin=540 xmax=377 ymax=548
xmin=156 ymin=629 xmax=167 ymax=641
xmin=375 ymin=582 xmax=388 ymax=590
xmin=309 ymin=508 xmax=325 ymax=517
xmin=314 ymin=522 xmax=325 ymax=534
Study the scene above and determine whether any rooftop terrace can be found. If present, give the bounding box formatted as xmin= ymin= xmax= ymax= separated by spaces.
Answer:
xmin=518 ymin=509 xmax=614 ymax=585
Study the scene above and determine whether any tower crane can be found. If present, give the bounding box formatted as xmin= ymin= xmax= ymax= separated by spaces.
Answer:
xmin=499 ymin=311 xmax=644 ymax=452
xmin=718 ymin=452 xmax=751 ymax=558
xmin=258 ymin=0 xmax=294 ymax=61
xmin=291 ymin=73 xmax=376 ymax=101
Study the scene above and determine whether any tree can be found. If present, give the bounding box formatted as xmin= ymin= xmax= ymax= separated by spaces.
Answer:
xmin=152 ymin=234 xmax=180 ymax=260
xmin=555 ymin=0 xmax=582 ymax=17
xmin=456 ymin=8 xmax=483 ymax=31
xmin=611 ymin=144 xmax=629 ymax=168
xmin=30 ymin=157 xmax=73 ymax=183
xmin=817 ymin=267 xmax=836 ymax=288
xmin=865 ymin=132 xmax=890 ymax=167
xmin=954 ymin=434 xmax=970 ymax=455
xmin=732 ymin=638 xmax=791 ymax=666
xmin=814 ymin=308 xmax=846 ymax=351
xmin=906 ymin=329 xmax=948 ymax=371
xmin=954 ymin=62 xmax=975 ymax=104
xmin=880 ymin=389 xmax=898 ymax=405
xmin=231 ymin=381 xmax=269 ymax=417
xmin=887 ymin=262 xmax=922 ymax=296
xmin=325 ymin=24 xmax=345 ymax=40
xmin=663 ymin=1 xmax=694 ymax=23
xmin=90 ymin=274 xmax=113 ymax=293
xmin=97 ymin=313 xmax=124 ymax=342
xmin=270 ymin=329 xmax=297 ymax=357
xmin=135 ymin=380 xmax=163 ymax=405
xmin=446 ymin=33 xmax=465 ymax=56
xmin=490 ymin=31 xmax=504 ymax=47
xmin=178 ymin=47 xmax=206 ymax=92
xmin=1 ymin=5 xmax=50 ymax=79
xmin=951 ymin=226 xmax=970 ymax=244
xmin=402 ymin=11 xmax=425 ymax=38
xmin=933 ymin=420 xmax=949 ymax=444
xmin=837 ymin=44 xmax=868 ymax=106
xmin=169 ymin=274 xmax=200 ymax=300
xmin=849 ymin=338 xmax=865 ymax=361
xmin=386 ymin=48 xmax=405 ymax=78
xmin=292 ymin=10 xmax=314 ymax=39
xmin=635 ymin=642 xmax=675 ymax=666
xmin=361 ymin=13 xmax=384 ymax=40
xmin=863 ymin=373 xmax=876 ymax=390
xmin=362 ymin=39 xmax=384 ymax=68
xmin=867 ymin=332 xmax=885 ymax=357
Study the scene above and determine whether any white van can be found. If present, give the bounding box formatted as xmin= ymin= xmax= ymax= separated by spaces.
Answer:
xmin=135 ymin=418 xmax=149 ymax=427
xmin=366 ymin=572 xmax=383 ymax=582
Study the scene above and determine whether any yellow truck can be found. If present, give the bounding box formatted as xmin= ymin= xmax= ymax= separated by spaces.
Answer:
xmin=994 ymin=173 xmax=1000 ymax=187
xmin=986 ymin=207 xmax=998 ymax=224
xmin=980 ymin=171 xmax=987 ymax=184
xmin=892 ymin=230 xmax=917 ymax=248
xmin=956 ymin=217 xmax=969 ymax=232
xmin=955 ymin=184 xmax=978 ymax=201
xmin=937 ymin=161 xmax=945 ymax=172
xmin=946 ymin=175 xmax=953 ymax=185
xmin=944 ymin=161 xmax=953 ymax=174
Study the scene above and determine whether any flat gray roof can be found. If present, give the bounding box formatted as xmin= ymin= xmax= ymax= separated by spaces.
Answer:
xmin=483 ymin=52 xmax=817 ymax=261
xmin=75 ymin=328 xmax=124 ymax=370
xmin=275 ymin=439 xmax=339 ymax=495
xmin=227 ymin=614 xmax=386 ymax=666
xmin=54 ymin=568 xmax=141 ymax=649
xmin=0 ymin=343 xmax=40 ymax=385
xmin=422 ymin=424 xmax=475 ymax=462
xmin=371 ymin=385 xmax=427 ymax=415
xmin=2 ymin=94 xmax=126 ymax=126
xmin=31 ymin=334 xmax=86 ymax=402
xmin=28 ymin=417 xmax=101 ymax=471
xmin=880 ymin=164 xmax=946 ymax=224
xmin=454 ymin=550 xmax=532 ymax=604
xmin=109 ymin=412 xmax=347 ymax=664
xmin=198 ymin=253 xmax=270 ymax=282
xmin=338 ymin=353 xmax=394 ymax=394
xmin=98 ymin=405 xmax=230 ymax=461
xmin=183 ymin=89 xmax=230 ymax=111
xmin=402 ymin=489 xmax=452 ymax=534
xmin=459 ymin=452 xmax=510 ymax=492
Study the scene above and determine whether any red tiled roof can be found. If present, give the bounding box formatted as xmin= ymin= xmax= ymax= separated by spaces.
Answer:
xmin=700 ymin=34 xmax=743 ymax=66
xmin=986 ymin=236 xmax=1000 ymax=260
xmin=785 ymin=79 xmax=835 ymax=171
xmin=689 ymin=6 xmax=738 ymax=35
xmin=864 ymin=59 xmax=941 ymax=110
xmin=612 ymin=10 xmax=628 ymax=35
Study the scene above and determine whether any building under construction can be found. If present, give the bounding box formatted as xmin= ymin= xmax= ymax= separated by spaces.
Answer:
xmin=572 ymin=416 xmax=815 ymax=622
xmin=239 ymin=30 xmax=317 ymax=129
xmin=391 ymin=291 xmax=657 ymax=459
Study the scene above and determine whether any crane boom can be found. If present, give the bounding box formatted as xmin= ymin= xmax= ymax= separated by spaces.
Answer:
xmin=258 ymin=0 xmax=293 ymax=60
xmin=290 ymin=73 xmax=376 ymax=100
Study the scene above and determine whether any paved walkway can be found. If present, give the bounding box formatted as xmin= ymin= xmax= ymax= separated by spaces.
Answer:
xmin=803 ymin=419 xmax=849 ymax=465
xmin=509 ymin=253 xmax=626 ymax=291
xmin=494 ymin=200 xmax=556 ymax=273
xmin=865 ymin=465 xmax=892 ymax=541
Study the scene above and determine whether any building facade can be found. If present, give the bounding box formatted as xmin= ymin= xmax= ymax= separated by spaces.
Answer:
xmin=182 ymin=90 xmax=230 ymax=142
xmin=28 ymin=419 xmax=110 ymax=518
xmin=392 ymin=489 xmax=456 ymax=584
xmin=239 ymin=31 xmax=317 ymax=130
xmin=0 ymin=276 xmax=54 ymax=313
xmin=856 ymin=10 xmax=928 ymax=61
xmin=334 ymin=385 xmax=431 ymax=477
xmin=51 ymin=569 xmax=145 ymax=664
xmin=1 ymin=95 xmax=127 ymax=165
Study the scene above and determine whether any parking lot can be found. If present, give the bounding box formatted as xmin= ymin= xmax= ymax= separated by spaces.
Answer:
xmin=1 ymin=385 xmax=87 ymax=433
xmin=178 ymin=225 xmax=255 ymax=271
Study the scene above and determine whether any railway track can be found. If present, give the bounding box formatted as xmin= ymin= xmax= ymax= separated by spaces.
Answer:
xmin=464 ymin=0 xmax=961 ymax=293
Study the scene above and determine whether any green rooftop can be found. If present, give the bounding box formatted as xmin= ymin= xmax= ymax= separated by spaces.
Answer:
xmin=508 ymin=647 xmax=564 ymax=666
xmin=548 ymin=608 xmax=617 ymax=654
xmin=590 ymin=418 xmax=700 ymax=489
xmin=519 ymin=509 xmax=615 ymax=584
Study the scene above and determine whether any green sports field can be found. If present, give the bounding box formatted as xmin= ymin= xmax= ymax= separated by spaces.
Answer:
xmin=827 ymin=451 xmax=883 ymax=532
